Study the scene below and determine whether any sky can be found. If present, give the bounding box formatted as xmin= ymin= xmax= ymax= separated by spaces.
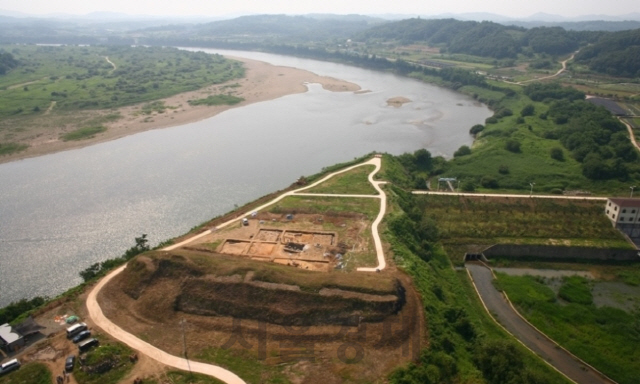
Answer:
xmin=0 ymin=0 xmax=638 ymax=18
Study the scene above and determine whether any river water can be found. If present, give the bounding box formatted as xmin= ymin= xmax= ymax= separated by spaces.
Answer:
xmin=0 ymin=50 xmax=491 ymax=306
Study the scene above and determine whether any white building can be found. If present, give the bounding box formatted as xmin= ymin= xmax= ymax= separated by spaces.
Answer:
xmin=605 ymin=198 xmax=640 ymax=224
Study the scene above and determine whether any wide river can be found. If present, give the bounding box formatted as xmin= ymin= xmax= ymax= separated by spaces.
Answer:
xmin=0 ymin=49 xmax=491 ymax=306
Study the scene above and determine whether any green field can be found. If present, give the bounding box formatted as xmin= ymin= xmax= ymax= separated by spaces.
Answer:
xmin=0 ymin=44 xmax=244 ymax=117
xmin=0 ymin=362 xmax=51 ymax=384
xmin=495 ymin=271 xmax=640 ymax=384
xmin=303 ymin=164 xmax=378 ymax=195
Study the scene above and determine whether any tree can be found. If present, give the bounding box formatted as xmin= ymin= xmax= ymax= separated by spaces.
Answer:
xmin=505 ymin=139 xmax=521 ymax=153
xmin=454 ymin=145 xmax=471 ymax=157
xmin=414 ymin=148 xmax=433 ymax=171
xmin=550 ymin=147 xmax=564 ymax=161
xmin=469 ymin=124 xmax=485 ymax=136
xmin=520 ymin=104 xmax=535 ymax=117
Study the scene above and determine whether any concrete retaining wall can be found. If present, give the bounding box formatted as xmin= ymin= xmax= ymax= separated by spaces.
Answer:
xmin=483 ymin=244 xmax=640 ymax=262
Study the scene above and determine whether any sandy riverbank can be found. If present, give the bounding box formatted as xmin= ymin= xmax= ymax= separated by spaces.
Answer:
xmin=1 ymin=56 xmax=360 ymax=164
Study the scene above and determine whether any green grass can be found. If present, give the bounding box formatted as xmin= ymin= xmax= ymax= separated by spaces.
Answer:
xmin=141 ymin=370 xmax=225 ymax=384
xmin=0 ymin=142 xmax=28 ymax=155
xmin=197 ymin=347 xmax=290 ymax=384
xmin=0 ymin=362 xmax=51 ymax=384
xmin=304 ymin=164 xmax=378 ymax=195
xmin=269 ymin=195 xmax=380 ymax=221
xmin=558 ymin=276 xmax=593 ymax=304
xmin=495 ymin=272 xmax=640 ymax=384
xmin=61 ymin=125 xmax=106 ymax=141
xmin=0 ymin=44 xmax=245 ymax=118
xmin=419 ymin=195 xmax=630 ymax=258
xmin=74 ymin=340 xmax=135 ymax=384
xmin=188 ymin=95 xmax=244 ymax=106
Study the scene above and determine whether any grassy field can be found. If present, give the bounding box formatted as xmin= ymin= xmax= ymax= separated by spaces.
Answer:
xmin=74 ymin=338 xmax=135 ymax=384
xmin=197 ymin=347 xmax=289 ymax=384
xmin=417 ymin=195 xmax=630 ymax=263
xmin=0 ymin=45 xmax=244 ymax=117
xmin=495 ymin=272 xmax=640 ymax=384
xmin=303 ymin=164 xmax=378 ymax=195
xmin=269 ymin=195 xmax=380 ymax=221
xmin=0 ymin=362 xmax=51 ymax=384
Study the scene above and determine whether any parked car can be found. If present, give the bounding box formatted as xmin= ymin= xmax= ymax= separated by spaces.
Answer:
xmin=66 ymin=322 xmax=87 ymax=339
xmin=78 ymin=338 xmax=99 ymax=353
xmin=0 ymin=359 xmax=21 ymax=376
xmin=65 ymin=355 xmax=75 ymax=372
xmin=72 ymin=330 xmax=91 ymax=344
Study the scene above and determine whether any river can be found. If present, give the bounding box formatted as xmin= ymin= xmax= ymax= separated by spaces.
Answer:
xmin=0 ymin=50 xmax=491 ymax=306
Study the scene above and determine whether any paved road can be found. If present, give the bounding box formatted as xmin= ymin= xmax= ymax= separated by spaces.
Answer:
xmin=86 ymin=265 xmax=247 ymax=384
xmin=467 ymin=263 xmax=615 ymax=384
xmin=164 ymin=157 xmax=388 ymax=271
xmin=412 ymin=190 xmax=607 ymax=201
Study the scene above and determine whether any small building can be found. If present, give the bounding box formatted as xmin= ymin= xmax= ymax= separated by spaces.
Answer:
xmin=606 ymin=198 xmax=640 ymax=247
xmin=0 ymin=323 xmax=24 ymax=353
xmin=605 ymin=198 xmax=640 ymax=224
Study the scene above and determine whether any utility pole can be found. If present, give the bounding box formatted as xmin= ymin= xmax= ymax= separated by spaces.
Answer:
xmin=529 ymin=182 xmax=535 ymax=197
xmin=631 ymin=186 xmax=636 ymax=198
xmin=180 ymin=318 xmax=192 ymax=376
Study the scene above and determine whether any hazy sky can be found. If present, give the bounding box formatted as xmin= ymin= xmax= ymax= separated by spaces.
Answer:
xmin=1 ymin=0 xmax=638 ymax=18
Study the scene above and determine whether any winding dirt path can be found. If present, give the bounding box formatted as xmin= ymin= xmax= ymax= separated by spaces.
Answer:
xmin=164 ymin=156 xmax=388 ymax=271
xmin=518 ymin=51 xmax=577 ymax=85
xmin=104 ymin=56 xmax=116 ymax=73
xmin=619 ymin=117 xmax=640 ymax=152
xmin=86 ymin=157 xmax=388 ymax=383
xmin=86 ymin=265 xmax=247 ymax=384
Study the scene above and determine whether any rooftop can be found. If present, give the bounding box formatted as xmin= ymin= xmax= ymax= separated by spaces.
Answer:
xmin=609 ymin=198 xmax=640 ymax=207
xmin=0 ymin=323 xmax=21 ymax=344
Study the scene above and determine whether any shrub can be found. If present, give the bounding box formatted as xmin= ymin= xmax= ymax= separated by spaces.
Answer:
xmin=469 ymin=124 xmax=485 ymax=136
xmin=461 ymin=181 xmax=476 ymax=192
xmin=485 ymin=116 xmax=498 ymax=124
xmin=481 ymin=176 xmax=499 ymax=189
xmin=498 ymin=165 xmax=510 ymax=174
xmin=550 ymin=147 xmax=564 ymax=161
xmin=454 ymin=145 xmax=471 ymax=157
xmin=505 ymin=139 xmax=521 ymax=153
xmin=520 ymin=104 xmax=535 ymax=117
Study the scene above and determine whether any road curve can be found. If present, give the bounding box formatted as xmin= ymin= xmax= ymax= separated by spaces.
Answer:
xmin=467 ymin=263 xmax=616 ymax=384
xmin=164 ymin=157 xmax=388 ymax=271
xmin=86 ymin=265 xmax=247 ymax=384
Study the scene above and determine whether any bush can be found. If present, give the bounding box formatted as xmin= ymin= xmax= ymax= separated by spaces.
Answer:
xmin=505 ymin=139 xmax=521 ymax=153
xmin=469 ymin=124 xmax=485 ymax=136
xmin=485 ymin=116 xmax=498 ymax=124
xmin=498 ymin=165 xmax=510 ymax=174
xmin=461 ymin=181 xmax=476 ymax=192
xmin=481 ymin=176 xmax=499 ymax=189
xmin=454 ymin=145 xmax=472 ymax=157
xmin=550 ymin=147 xmax=564 ymax=161
xmin=520 ymin=104 xmax=535 ymax=117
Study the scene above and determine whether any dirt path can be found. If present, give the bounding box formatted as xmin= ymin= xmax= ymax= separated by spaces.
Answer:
xmin=164 ymin=156 xmax=388 ymax=271
xmin=85 ymin=156 xmax=388 ymax=383
xmin=466 ymin=262 xmax=615 ymax=384
xmin=44 ymin=101 xmax=56 ymax=115
xmin=619 ymin=117 xmax=640 ymax=152
xmin=105 ymin=56 xmax=116 ymax=73
xmin=518 ymin=51 xmax=577 ymax=85
xmin=86 ymin=265 xmax=247 ymax=384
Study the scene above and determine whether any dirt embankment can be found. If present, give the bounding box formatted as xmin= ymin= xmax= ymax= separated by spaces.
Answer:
xmin=98 ymin=251 xmax=425 ymax=383
xmin=1 ymin=56 xmax=360 ymax=165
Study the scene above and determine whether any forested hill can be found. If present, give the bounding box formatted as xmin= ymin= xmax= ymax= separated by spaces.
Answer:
xmin=353 ymin=18 xmax=599 ymax=58
xmin=574 ymin=28 xmax=640 ymax=77
xmin=177 ymin=14 xmax=384 ymax=43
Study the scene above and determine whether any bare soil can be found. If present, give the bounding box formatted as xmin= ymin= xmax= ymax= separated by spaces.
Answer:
xmin=0 ymin=57 xmax=360 ymax=164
